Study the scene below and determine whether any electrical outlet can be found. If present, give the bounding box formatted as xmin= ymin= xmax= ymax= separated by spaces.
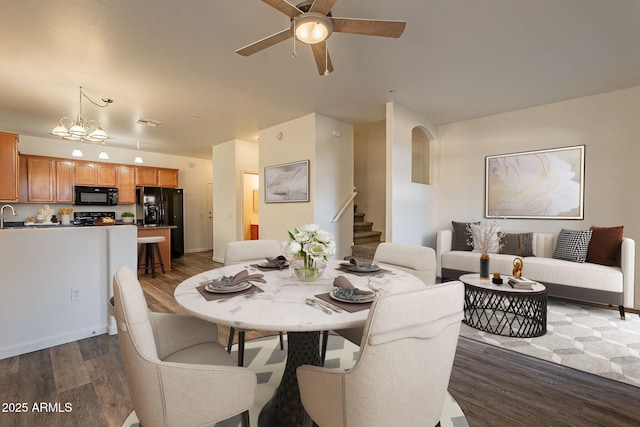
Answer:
xmin=71 ymin=288 xmax=81 ymax=301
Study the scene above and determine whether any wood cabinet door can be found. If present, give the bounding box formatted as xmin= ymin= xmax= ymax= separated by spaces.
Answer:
xmin=75 ymin=161 xmax=96 ymax=185
xmin=96 ymin=163 xmax=117 ymax=187
xmin=27 ymin=156 xmax=55 ymax=202
xmin=0 ymin=132 xmax=18 ymax=201
xmin=135 ymin=167 xmax=157 ymax=186
xmin=55 ymin=160 xmax=75 ymax=203
xmin=157 ymin=168 xmax=179 ymax=188
xmin=117 ymin=165 xmax=136 ymax=204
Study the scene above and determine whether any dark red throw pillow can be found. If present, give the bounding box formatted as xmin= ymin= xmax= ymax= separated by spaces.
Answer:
xmin=586 ymin=226 xmax=624 ymax=266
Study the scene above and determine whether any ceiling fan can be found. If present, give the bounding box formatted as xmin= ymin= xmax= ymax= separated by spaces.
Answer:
xmin=236 ymin=0 xmax=406 ymax=76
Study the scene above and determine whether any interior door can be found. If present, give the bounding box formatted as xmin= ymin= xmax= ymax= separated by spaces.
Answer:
xmin=207 ymin=182 xmax=213 ymax=251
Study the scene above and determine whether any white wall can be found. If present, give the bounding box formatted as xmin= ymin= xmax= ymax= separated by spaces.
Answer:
xmin=212 ymin=139 xmax=259 ymax=262
xmin=386 ymin=102 xmax=439 ymax=247
xmin=437 ymin=86 xmax=640 ymax=307
xmin=259 ymin=113 xmax=354 ymax=259
xmin=16 ymin=135 xmax=213 ymax=253
xmin=314 ymin=114 xmax=354 ymax=259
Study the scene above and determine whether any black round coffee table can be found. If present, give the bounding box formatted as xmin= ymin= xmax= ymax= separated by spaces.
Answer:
xmin=460 ymin=273 xmax=547 ymax=338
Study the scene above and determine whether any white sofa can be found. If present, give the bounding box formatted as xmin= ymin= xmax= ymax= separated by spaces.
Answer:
xmin=436 ymin=229 xmax=635 ymax=319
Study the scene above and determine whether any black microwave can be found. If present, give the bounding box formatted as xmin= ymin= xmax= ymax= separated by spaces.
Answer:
xmin=74 ymin=186 xmax=119 ymax=206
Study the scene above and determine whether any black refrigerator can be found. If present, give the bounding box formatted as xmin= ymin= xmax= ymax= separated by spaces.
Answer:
xmin=137 ymin=187 xmax=184 ymax=258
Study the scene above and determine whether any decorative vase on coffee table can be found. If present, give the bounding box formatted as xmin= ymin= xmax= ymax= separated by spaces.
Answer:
xmin=291 ymin=259 xmax=326 ymax=282
xmin=480 ymin=253 xmax=490 ymax=279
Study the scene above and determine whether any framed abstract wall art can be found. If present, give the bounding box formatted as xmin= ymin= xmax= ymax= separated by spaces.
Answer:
xmin=265 ymin=160 xmax=309 ymax=203
xmin=485 ymin=145 xmax=585 ymax=219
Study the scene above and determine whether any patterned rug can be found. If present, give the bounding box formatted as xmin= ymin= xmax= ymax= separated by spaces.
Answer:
xmin=460 ymin=299 xmax=640 ymax=387
xmin=123 ymin=334 xmax=468 ymax=427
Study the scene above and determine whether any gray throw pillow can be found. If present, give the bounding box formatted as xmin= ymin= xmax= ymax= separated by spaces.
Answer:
xmin=500 ymin=232 xmax=534 ymax=257
xmin=451 ymin=221 xmax=477 ymax=251
xmin=553 ymin=229 xmax=593 ymax=263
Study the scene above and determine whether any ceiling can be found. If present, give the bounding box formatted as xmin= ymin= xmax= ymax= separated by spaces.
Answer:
xmin=1 ymin=0 xmax=639 ymax=160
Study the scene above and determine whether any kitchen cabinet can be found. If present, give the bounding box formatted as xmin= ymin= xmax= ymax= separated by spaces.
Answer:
xmin=75 ymin=161 xmax=97 ymax=185
xmin=75 ymin=161 xmax=117 ymax=187
xmin=0 ymin=132 xmax=18 ymax=202
xmin=157 ymin=168 xmax=179 ymax=188
xmin=55 ymin=160 xmax=75 ymax=203
xmin=117 ymin=165 xmax=136 ymax=204
xmin=26 ymin=155 xmax=55 ymax=202
xmin=135 ymin=166 xmax=179 ymax=188
xmin=97 ymin=163 xmax=117 ymax=186
xmin=135 ymin=166 xmax=158 ymax=186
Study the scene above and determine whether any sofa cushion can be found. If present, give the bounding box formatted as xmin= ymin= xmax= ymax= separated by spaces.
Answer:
xmin=552 ymin=229 xmax=593 ymax=263
xmin=451 ymin=221 xmax=477 ymax=251
xmin=586 ymin=226 xmax=624 ymax=267
xmin=500 ymin=232 xmax=534 ymax=257
xmin=523 ymin=257 xmax=623 ymax=293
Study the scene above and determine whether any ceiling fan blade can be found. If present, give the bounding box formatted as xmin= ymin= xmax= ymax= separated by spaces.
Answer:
xmin=311 ymin=41 xmax=334 ymax=75
xmin=261 ymin=0 xmax=303 ymax=18
xmin=309 ymin=0 xmax=337 ymax=15
xmin=236 ymin=28 xmax=292 ymax=56
xmin=331 ymin=17 xmax=406 ymax=38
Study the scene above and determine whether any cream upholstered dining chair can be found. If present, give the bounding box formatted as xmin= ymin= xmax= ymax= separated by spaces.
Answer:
xmin=297 ymin=281 xmax=464 ymax=427
xmin=224 ymin=239 xmax=285 ymax=364
xmin=336 ymin=242 xmax=437 ymax=345
xmin=109 ymin=266 xmax=256 ymax=427
xmin=373 ymin=242 xmax=437 ymax=285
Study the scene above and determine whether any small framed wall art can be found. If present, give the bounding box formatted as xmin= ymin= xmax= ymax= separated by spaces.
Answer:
xmin=485 ymin=145 xmax=585 ymax=219
xmin=265 ymin=159 xmax=309 ymax=203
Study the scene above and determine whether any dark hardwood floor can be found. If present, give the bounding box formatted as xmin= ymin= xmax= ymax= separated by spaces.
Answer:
xmin=1 ymin=252 xmax=638 ymax=426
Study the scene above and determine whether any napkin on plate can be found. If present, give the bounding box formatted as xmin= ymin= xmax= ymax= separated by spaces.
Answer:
xmin=263 ymin=255 xmax=289 ymax=269
xmin=213 ymin=269 xmax=266 ymax=287
xmin=333 ymin=275 xmax=374 ymax=296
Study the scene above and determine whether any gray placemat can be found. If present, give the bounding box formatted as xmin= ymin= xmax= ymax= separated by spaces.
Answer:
xmin=315 ymin=292 xmax=373 ymax=313
xmin=196 ymin=284 xmax=264 ymax=301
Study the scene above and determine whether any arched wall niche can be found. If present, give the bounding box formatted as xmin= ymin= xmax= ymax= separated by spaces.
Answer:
xmin=411 ymin=125 xmax=432 ymax=185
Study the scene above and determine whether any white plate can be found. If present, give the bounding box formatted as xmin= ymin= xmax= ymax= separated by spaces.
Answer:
xmin=330 ymin=289 xmax=375 ymax=304
xmin=204 ymin=281 xmax=252 ymax=293
xmin=339 ymin=262 xmax=380 ymax=272
xmin=258 ymin=260 xmax=288 ymax=268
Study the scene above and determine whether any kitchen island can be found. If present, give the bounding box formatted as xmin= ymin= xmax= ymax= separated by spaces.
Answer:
xmin=0 ymin=225 xmax=137 ymax=359
xmin=137 ymin=225 xmax=177 ymax=274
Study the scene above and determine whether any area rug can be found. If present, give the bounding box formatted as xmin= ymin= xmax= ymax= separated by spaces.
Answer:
xmin=123 ymin=334 xmax=468 ymax=427
xmin=459 ymin=299 xmax=640 ymax=387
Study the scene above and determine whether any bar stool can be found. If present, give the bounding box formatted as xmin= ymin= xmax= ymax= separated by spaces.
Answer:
xmin=137 ymin=236 xmax=166 ymax=278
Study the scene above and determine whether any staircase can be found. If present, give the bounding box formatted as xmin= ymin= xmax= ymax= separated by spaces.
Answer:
xmin=350 ymin=210 xmax=383 ymax=262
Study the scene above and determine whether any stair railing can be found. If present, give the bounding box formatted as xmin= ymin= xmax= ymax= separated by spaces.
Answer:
xmin=331 ymin=192 xmax=357 ymax=223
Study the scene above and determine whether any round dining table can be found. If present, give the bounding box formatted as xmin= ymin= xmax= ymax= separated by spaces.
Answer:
xmin=174 ymin=259 xmax=425 ymax=427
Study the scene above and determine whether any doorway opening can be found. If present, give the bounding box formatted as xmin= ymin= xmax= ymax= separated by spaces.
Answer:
xmin=243 ymin=173 xmax=259 ymax=240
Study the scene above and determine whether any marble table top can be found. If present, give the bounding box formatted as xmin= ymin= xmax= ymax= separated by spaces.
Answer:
xmin=174 ymin=259 xmax=425 ymax=332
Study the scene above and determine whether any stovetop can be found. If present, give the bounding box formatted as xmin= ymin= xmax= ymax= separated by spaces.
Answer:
xmin=73 ymin=211 xmax=116 ymax=226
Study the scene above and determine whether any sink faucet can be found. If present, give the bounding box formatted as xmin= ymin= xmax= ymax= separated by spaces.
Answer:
xmin=1 ymin=204 xmax=16 ymax=229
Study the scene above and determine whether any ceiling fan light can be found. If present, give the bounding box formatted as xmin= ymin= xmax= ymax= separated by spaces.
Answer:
xmin=71 ymin=147 xmax=84 ymax=157
xmin=63 ymin=134 xmax=81 ymax=141
xmin=134 ymin=155 xmax=144 ymax=164
xmin=98 ymin=150 xmax=109 ymax=160
xmin=295 ymin=13 xmax=332 ymax=44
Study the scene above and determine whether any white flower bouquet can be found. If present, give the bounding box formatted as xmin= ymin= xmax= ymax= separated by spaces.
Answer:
xmin=466 ymin=221 xmax=505 ymax=254
xmin=282 ymin=224 xmax=336 ymax=269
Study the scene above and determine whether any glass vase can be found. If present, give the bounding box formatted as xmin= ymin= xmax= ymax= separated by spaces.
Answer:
xmin=291 ymin=259 xmax=326 ymax=282
xmin=480 ymin=253 xmax=490 ymax=280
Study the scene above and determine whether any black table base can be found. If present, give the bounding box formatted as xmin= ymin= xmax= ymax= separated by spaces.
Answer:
xmin=463 ymin=283 xmax=547 ymax=338
xmin=258 ymin=331 xmax=321 ymax=427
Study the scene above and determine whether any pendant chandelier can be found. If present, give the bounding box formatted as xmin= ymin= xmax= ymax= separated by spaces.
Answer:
xmin=51 ymin=86 xmax=112 ymax=142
